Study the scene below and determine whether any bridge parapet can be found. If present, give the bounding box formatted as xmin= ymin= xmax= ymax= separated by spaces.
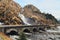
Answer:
xmin=0 ymin=25 xmax=49 ymax=28
xmin=0 ymin=25 xmax=52 ymax=35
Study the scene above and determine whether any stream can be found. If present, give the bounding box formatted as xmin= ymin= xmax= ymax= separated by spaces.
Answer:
xmin=9 ymin=26 xmax=60 ymax=40
xmin=0 ymin=13 xmax=60 ymax=40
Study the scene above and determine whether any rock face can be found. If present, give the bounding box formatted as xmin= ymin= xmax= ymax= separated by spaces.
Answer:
xmin=0 ymin=0 xmax=58 ymax=25
xmin=23 ymin=5 xmax=58 ymax=25
xmin=22 ymin=5 xmax=46 ymax=25
xmin=0 ymin=0 xmax=23 ymax=25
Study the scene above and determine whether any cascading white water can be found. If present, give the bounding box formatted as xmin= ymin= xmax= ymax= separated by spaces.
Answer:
xmin=18 ymin=13 xmax=31 ymax=25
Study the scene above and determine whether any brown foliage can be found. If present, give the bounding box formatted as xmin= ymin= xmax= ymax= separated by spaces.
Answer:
xmin=0 ymin=0 xmax=22 ymax=25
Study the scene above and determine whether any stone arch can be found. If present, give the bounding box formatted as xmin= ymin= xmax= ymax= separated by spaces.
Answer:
xmin=6 ymin=28 xmax=18 ymax=35
xmin=33 ymin=28 xmax=38 ymax=32
xmin=23 ymin=28 xmax=30 ymax=33
xmin=39 ymin=27 xmax=45 ymax=31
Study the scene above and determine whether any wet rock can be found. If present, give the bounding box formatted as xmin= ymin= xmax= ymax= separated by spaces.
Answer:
xmin=23 ymin=17 xmax=36 ymax=25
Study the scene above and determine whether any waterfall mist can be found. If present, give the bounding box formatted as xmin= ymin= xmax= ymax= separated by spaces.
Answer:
xmin=18 ymin=13 xmax=36 ymax=25
xmin=19 ymin=13 xmax=31 ymax=25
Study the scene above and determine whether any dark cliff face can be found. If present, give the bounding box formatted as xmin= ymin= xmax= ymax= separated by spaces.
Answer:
xmin=45 ymin=14 xmax=58 ymax=24
xmin=22 ymin=4 xmax=58 ymax=25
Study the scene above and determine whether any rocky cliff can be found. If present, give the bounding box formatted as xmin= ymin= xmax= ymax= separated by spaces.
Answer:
xmin=58 ymin=20 xmax=60 ymax=24
xmin=22 ymin=5 xmax=58 ymax=25
xmin=0 ymin=0 xmax=58 ymax=25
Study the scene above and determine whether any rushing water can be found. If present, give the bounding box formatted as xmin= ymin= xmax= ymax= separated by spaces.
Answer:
xmin=9 ymin=13 xmax=60 ymax=40
xmin=18 ymin=13 xmax=36 ymax=25
xmin=10 ymin=35 xmax=19 ymax=40
xmin=19 ymin=13 xmax=31 ymax=25
xmin=10 ymin=26 xmax=60 ymax=40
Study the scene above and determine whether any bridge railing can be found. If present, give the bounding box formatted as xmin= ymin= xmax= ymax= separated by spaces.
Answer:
xmin=0 ymin=24 xmax=49 ymax=27
xmin=0 ymin=24 xmax=57 ymax=28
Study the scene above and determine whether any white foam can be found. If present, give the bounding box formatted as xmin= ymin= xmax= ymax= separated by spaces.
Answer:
xmin=19 ymin=13 xmax=31 ymax=25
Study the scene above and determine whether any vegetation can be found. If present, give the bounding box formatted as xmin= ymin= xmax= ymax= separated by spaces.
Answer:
xmin=0 ymin=32 xmax=12 ymax=40
xmin=45 ymin=13 xmax=58 ymax=23
xmin=17 ymin=32 xmax=27 ymax=40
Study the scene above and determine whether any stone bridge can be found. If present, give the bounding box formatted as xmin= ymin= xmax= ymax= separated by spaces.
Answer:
xmin=0 ymin=25 xmax=55 ymax=35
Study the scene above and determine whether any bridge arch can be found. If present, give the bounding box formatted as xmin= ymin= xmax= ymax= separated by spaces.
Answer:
xmin=23 ymin=28 xmax=30 ymax=33
xmin=6 ymin=28 xmax=19 ymax=35
xmin=39 ymin=27 xmax=45 ymax=31
xmin=33 ymin=28 xmax=38 ymax=32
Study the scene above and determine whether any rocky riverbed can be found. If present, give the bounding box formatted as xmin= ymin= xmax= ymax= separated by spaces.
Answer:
xmin=10 ymin=32 xmax=60 ymax=40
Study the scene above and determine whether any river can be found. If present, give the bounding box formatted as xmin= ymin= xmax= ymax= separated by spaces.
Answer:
xmin=10 ymin=13 xmax=60 ymax=40
xmin=9 ymin=26 xmax=60 ymax=40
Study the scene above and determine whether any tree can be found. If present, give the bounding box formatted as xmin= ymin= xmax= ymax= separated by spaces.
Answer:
xmin=45 ymin=13 xmax=58 ymax=23
xmin=17 ymin=32 xmax=27 ymax=40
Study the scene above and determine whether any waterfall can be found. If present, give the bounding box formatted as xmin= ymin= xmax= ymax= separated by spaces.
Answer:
xmin=18 ymin=13 xmax=31 ymax=25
